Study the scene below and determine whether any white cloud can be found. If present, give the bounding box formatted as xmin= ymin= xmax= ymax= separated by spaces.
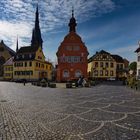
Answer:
xmin=110 ymin=45 xmax=137 ymax=54
xmin=0 ymin=0 xmax=115 ymax=56
xmin=1 ymin=0 xmax=116 ymax=30
xmin=0 ymin=20 xmax=32 ymax=50
xmin=110 ymin=45 xmax=137 ymax=62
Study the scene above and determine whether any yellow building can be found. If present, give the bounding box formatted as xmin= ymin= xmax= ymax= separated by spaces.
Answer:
xmin=0 ymin=40 xmax=15 ymax=77
xmin=3 ymin=57 xmax=14 ymax=80
xmin=13 ymin=46 xmax=52 ymax=81
xmin=111 ymin=55 xmax=127 ymax=79
xmin=88 ymin=50 xmax=129 ymax=80
xmin=13 ymin=5 xmax=52 ymax=81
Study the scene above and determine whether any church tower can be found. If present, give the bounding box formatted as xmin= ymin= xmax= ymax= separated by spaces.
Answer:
xmin=31 ymin=5 xmax=43 ymax=49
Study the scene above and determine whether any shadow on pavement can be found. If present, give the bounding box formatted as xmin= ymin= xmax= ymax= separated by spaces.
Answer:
xmin=100 ymin=81 xmax=123 ymax=86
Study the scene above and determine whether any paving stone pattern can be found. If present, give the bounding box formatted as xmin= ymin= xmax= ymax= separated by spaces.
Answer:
xmin=0 ymin=82 xmax=140 ymax=140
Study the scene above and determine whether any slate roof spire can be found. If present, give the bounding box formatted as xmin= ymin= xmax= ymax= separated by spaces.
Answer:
xmin=31 ymin=4 xmax=43 ymax=49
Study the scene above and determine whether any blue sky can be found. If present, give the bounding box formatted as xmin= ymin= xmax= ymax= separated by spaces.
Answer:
xmin=0 ymin=0 xmax=140 ymax=63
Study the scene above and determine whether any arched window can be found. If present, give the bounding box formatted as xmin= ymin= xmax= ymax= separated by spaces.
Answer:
xmin=63 ymin=70 xmax=69 ymax=78
xmin=75 ymin=70 xmax=82 ymax=78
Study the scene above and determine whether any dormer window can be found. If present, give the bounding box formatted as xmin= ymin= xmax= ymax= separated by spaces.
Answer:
xmin=29 ymin=54 xmax=32 ymax=58
xmin=38 ymin=56 xmax=42 ymax=59
xmin=103 ymin=55 xmax=107 ymax=59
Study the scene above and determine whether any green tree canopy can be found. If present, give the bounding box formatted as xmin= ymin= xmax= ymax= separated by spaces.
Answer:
xmin=129 ymin=61 xmax=137 ymax=71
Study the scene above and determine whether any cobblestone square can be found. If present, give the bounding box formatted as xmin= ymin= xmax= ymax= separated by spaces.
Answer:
xmin=0 ymin=82 xmax=140 ymax=140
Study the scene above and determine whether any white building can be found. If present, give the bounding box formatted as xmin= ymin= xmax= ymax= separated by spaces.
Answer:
xmin=135 ymin=42 xmax=140 ymax=79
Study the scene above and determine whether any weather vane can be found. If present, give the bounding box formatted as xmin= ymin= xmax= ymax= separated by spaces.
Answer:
xmin=72 ymin=6 xmax=74 ymax=17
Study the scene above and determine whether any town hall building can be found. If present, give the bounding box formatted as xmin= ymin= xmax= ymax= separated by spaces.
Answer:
xmin=56 ymin=10 xmax=89 ymax=82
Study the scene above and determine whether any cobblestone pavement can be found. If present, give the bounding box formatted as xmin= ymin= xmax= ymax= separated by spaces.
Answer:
xmin=0 ymin=82 xmax=140 ymax=140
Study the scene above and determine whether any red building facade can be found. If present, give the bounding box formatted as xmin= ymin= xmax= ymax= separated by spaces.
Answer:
xmin=56 ymin=10 xmax=89 ymax=82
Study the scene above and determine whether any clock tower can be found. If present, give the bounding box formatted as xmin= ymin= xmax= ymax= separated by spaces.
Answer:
xmin=56 ymin=9 xmax=89 ymax=82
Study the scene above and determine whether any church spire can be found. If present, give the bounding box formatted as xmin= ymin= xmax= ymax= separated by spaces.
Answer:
xmin=16 ymin=36 xmax=19 ymax=52
xmin=31 ymin=4 xmax=43 ymax=49
xmin=31 ymin=29 xmax=35 ymax=46
xmin=35 ymin=4 xmax=39 ymax=28
xmin=72 ymin=6 xmax=74 ymax=18
xmin=68 ymin=7 xmax=77 ymax=32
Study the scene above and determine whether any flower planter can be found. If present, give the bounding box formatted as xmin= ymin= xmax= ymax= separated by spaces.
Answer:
xmin=49 ymin=83 xmax=56 ymax=88
xmin=66 ymin=83 xmax=72 ymax=88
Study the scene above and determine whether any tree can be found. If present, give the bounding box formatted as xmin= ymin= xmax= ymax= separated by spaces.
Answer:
xmin=129 ymin=62 xmax=137 ymax=71
xmin=129 ymin=61 xmax=137 ymax=75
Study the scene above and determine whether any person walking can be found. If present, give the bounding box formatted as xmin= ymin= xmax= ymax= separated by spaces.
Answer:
xmin=23 ymin=79 xmax=26 ymax=86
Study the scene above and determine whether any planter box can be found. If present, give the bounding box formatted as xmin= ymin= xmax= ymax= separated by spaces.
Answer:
xmin=72 ymin=83 xmax=76 ymax=88
xmin=90 ymin=81 xmax=96 ymax=86
xmin=66 ymin=83 xmax=72 ymax=88
xmin=49 ymin=83 xmax=56 ymax=88
xmin=37 ymin=82 xmax=41 ymax=86
xmin=41 ymin=84 xmax=47 ymax=87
